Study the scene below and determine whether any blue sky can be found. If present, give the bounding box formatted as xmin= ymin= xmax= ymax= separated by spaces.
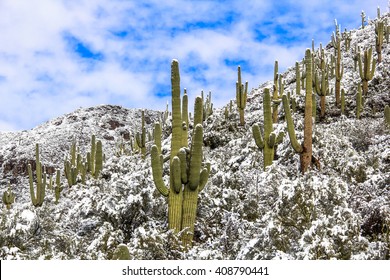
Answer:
xmin=0 ymin=0 xmax=388 ymax=131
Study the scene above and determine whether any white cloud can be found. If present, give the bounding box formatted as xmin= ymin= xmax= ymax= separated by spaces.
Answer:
xmin=0 ymin=0 xmax=387 ymax=130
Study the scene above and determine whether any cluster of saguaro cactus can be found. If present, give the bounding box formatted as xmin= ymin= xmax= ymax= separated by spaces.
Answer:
xmin=342 ymin=29 xmax=352 ymax=51
xmin=2 ymin=183 xmax=15 ymax=209
xmin=202 ymin=90 xmax=213 ymax=121
xmin=28 ymin=144 xmax=46 ymax=207
xmin=358 ymin=47 xmax=376 ymax=96
xmin=252 ymin=88 xmax=284 ymax=170
xmin=282 ymin=49 xmax=319 ymax=173
xmin=236 ymin=66 xmax=248 ymax=126
xmin=136 ymin=110 xmax=147 ymax=158
xmin=64 ymin=141 xmax=81 ymax=186
xmin=375 ymin=20 xmax=384 ymax=63
xmin=151 ymin=60 xmax=210 ymax=249
xmin=64 ymin=135 xmax=103 ymax=186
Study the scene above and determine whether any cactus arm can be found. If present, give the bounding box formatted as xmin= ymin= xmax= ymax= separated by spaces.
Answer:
xmin=252 ymin=125 xmax=265 ymax=149
xmin=178 ymin=148 xmax=188 ymax=184
xmin=188 ymin=124 xmax=203 ymax=191
xmin=153 ymin=122 xmax=162 ymax=155
xmin=268 ymin=132 xmax=276 ymax=148
xmin=198 ymin=163 xmax=211 ymax=192
xmin=171 ymin=157 xmax=182 ymax=194
xmin=151 ymin=145 xmax=169 ymax=197
xmin=193 ymin=96 xmax=203 ymax=128
xmin=282 ymin=95 xmax=303 ymax=153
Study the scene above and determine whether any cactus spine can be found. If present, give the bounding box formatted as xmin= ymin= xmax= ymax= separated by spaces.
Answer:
xmin=2 ymin=183 xmax=15 ymax=209
xmin=282 ymin=49 xmax=318 ymax=173
xmin=252 ymin=88 xmax=284 ymax=170
xmin=151 ymin=60 xmax=210 ymax=249
xmin=28 ymin=144 xmax=46 ymax=207
xmin=358 ymin=48 xmax=376 ymax=96
xmin=236 ymin=66 xmax=248 ymax=126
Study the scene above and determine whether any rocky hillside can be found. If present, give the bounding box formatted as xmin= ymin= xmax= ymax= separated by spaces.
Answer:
xmin=0 ymin=13 xmax=389 ymax=260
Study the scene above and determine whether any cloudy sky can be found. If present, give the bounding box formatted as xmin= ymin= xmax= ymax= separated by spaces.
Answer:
xmin=0 ymin=0 xmax=388 ymax=131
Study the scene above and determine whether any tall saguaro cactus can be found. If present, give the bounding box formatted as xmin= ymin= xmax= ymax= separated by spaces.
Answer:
xmin=252 ymin=89 xmax=284 ymax=170
xmin=282 ymin=49 xmax=319 ymax=173
xmin=28 ymin=144 xmax=46 ymax=207
xmin=236 ymin=66 xmax=248 ymax=126
xmin=332 ymin=31 xmax=344 ymax=107
xmin=358 ymin=48 xmax=376 ymax=96
xmin=151 ymin=60 xmax=210 ymax=249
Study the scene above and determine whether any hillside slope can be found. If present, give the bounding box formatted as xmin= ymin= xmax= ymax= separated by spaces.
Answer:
xmin=0 ymin=13 xmax=389 ymax=260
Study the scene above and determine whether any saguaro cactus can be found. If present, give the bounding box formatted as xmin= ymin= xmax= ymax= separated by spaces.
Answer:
xmin=236 ymin=66 xmax=248 ymax=126
xmin=356 ymin=84 xmax=363 ymax=119
xmin=361 ymin=11 xmax=366 ymax=29
xmin=272 ymin=60 xmax=283 ymax=123
xmin=54 ymin=170 xmax=63 ymax=204
xmin=2 ymin=183 xmax=15 ymax=209
xmin=295 ymin=62 xmax=301 ymax=95
xmin=314 ymin=66 xmax=330 ymax=118
xmin=28 ymin=144 xmax=46 ymax=207
xmin=332 ymin=31 xmax=344 ymax=107
xmin=136 ymin=110 xmax=147 ymax=158
xmin=358 ymin=48 xmax=376 ymax=96
xmin=252 ymin=88 xmax=284 ymax=170
xmin=151 ymin=60 xmax=210 ymax=249
xmin=375 ymin=20 xmax=384 ymax=63
xmin=282 ymin=49 xmax=319 ymax=173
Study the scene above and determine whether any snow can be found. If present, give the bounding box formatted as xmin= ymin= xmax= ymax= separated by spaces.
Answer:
xmin=0 ymin=12 xmax=390 ymax=260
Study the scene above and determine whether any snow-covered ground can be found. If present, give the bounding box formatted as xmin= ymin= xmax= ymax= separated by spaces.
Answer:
xmin=0 ymin=13 xmax=389 ymax=260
